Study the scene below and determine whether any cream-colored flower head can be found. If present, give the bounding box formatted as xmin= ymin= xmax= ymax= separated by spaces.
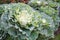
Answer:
xmin=36 ymin=1 xmax=41 ymax=5
xmin=41 ymin=18 xmax=46 ymax=24
xmin=16 ymin=10 xmax=33 ymax=26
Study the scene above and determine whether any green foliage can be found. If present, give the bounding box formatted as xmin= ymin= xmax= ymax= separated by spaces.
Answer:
xmin=0 ymin=0 xmax=60 ymax=40
xmin=0 ymin=30 xmax=7 ymax=40
xmin=28 ymin=0 xmax=60 ymax=40
xmin=53 ymin=34 xmax=60 ymax=40
xmin=28 ymin=0 xmax=60 ymax=29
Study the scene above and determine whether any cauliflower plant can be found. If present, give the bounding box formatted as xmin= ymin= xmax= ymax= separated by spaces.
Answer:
xmin=0 ymin=3 xmax=59 ymax=40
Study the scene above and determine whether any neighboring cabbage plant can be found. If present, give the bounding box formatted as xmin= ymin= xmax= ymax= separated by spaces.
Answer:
xmin=0 ymin=3 xmax=59 ymax=40
xmin=28 ymin=0 xmax=60 ymax=30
